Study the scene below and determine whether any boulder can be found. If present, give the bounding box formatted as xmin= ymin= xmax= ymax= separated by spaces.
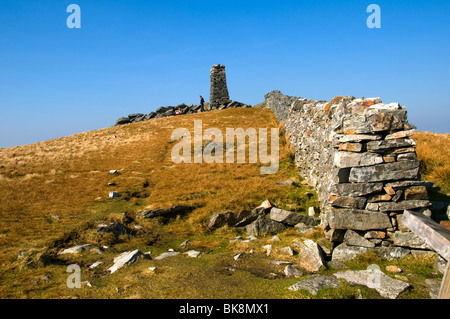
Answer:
xmin=293 ymin=239 xmax=326 ymax=272
xmin=374 ymin=246 xmax=411 ymax=261
xmin=245 ymin=216 xmax=286 ymax=236
xmin=234 ymin=207 xmax=265 ymax=227
xmin=115 ymin=117 xmax=130 ymax=126
xmin=208 ymin=212 xmax=236 ymax=228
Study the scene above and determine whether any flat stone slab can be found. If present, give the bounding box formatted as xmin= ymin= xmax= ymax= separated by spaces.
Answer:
xmin=58 ymin=244 xmax=93 ymax=255
xmin=327 ymin=209 xmax=391 ymax=231
xmin=288 ymin=274 xmax=340 ymax=295
xmin=154 ymin=251 xmax=181 ymax=260
xmin=108 ymin=250 xmax=144 ymax=274
xmin=184 ymin=250 xmax=201 ymax=258
xmin=334 ymin=269 xmax=411 ymax=299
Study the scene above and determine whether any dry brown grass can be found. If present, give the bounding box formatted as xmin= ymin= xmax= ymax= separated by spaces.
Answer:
xmin=413 ymin=131 xmax=450 ymax=194
xmin=0 ymin=107 xmax=313 ymax=298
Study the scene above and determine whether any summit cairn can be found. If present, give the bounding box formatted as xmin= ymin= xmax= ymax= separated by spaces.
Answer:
xmin=209 ymin=64 xmax=231 ymax=109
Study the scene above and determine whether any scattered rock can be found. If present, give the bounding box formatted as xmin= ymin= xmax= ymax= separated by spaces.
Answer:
xmin=331 ymin=243 xmax=371 ymax=262
xmin=293 ymin=239 xmax=326 ymax=272
xmin=89 ymin=261 xmax=102 ymax=269
xmin=288 ymin=274 xmax=340 ymax=295
xmin=308 ymin=207 xmax=320 ymax=217
xmin=277 ymin=180 xmax=294 ymax=186
xmin=234 ymin=252 xmax=245 ymax=261
xmin=184 ymin=250 xmax=201 ymax=258
xmin=154 ymin=251 xmax=180 ymax=260
xmin=140 ymin=205 xmax=195 ymax=218
xmin=386 ymin=265 xmax=403 ymax=273
xmin=334 ymin=268 xmax=411 ymax=299
xmin=180 ymin=239 xmax=190 ymax=249
xmin=262 ymin=244 xmax=272 ymax=256
xmin=97 ymin=222 xmax=136 ymax=237
xmin=278 ymin=246 xmax=296 ymax=256
xmin=58 ymin=244 xmax=93 ymax=255
xmin=284 ymin=265 xmax=303 ymax=278
xmin=108 ymin=250 xmax=145 ymax=274
xmin=245 ymin=216 xmax=286 ymax=236
xmin=270 ymin=235 xmax=281 ymax=242
xmin=374 ymin=246 xmax=411 ymax=261
xmin=391 ymin=231 xmax=430 ymax=249
xmin=109 ymin=191 xmax=120 ymax=199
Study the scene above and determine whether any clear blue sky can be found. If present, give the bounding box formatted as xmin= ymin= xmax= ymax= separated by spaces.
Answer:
xmin=0 ymin=0 xmax=449 ymax=147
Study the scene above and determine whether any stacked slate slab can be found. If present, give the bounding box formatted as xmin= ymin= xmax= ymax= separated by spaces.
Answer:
xmin=263 ymin=90 xmax=433 ymax=255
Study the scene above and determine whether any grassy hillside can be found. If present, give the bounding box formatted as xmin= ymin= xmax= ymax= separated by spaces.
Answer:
xmin=0 ymin=109 xmax=446 ymax=299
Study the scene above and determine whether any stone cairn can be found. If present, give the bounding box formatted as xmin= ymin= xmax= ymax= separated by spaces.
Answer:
xmin=114 ymin=64 xmax=250 ymax=126
xmin=264 ymin=90 xmax=434 ymax=259
xmin=210 ymin=64 xmax=231 ymax=108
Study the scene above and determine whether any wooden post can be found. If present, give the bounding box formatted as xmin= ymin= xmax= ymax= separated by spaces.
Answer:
xmin=439 ymin=261 xmax=450 ymax=299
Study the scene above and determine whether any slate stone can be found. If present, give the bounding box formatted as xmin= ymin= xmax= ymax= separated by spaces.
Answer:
xmin=349 ymin=160 xmax=421 ymax=183
xmin=108 ymin=250 xmax=145 ymax=274
xmin=334 ymin=269 xmax=410 ymax=299
xmin=327 ymin=209 xmax=392 ymax=231
xmin=245 ymin=216 xmax=286 ymax=236
xmin=288 ymin=274 xmax=340 ymax=295
xmin=293 ymin=239 xmax=326 ymax=272
xmin=140 ymin=205 xmax=195 ymax=218
xmin=331 ymin=182 xmax=383 ymax=197
xmin=344 ymin=230 xmax=375 ymax=248
xmin=331 ymin=243 xmax=371 ymax=262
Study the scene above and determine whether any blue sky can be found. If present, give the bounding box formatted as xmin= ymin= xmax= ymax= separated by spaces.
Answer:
xmin=0 ymin=0 xmax=449 ymax=147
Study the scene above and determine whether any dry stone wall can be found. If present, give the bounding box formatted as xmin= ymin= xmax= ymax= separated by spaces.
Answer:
xmin=264 ymin=90 xmax=432 ymax=252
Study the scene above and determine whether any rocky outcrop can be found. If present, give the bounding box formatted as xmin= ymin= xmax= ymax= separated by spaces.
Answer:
xmin=263 ymin=90 xmax=433 ymax=255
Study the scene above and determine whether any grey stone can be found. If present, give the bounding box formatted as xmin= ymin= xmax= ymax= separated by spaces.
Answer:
xmin=115 ymin=117 xmax=130 ymax=125
xmin=366 ymin=138 xmax=416 ymax=152
xmin=293 ymin=239 xmax=326 ymax=272
xmin=270 ymin=207 xmax=318 ymax=226
xmin=278 ymin=246 xmax=296 ymax=256
xmin=208 ymin=212 xmax=236 ymax=228
xmin=391 ymin=231 xmax=430 ymax=249
xmin=349 ymin=160 xmax=421 ymax=183
xmin=334 ymin=151 xmax=383 ymax=168
xmin=140 ymin=205 xmax=194 ymax=218
xmin=58 ymin=244 xmax=93 ymax=255
xmin=288 ymin=274 xmax=340 ymax=295
xmin=184 ymin=250 xmax=201 ymax=258
xmin=334 ymin=269 xmax=410 ymax=299
xmin=330 ymin=196 xmax=367 ymax=209
xmin=234 ymin=207 xmax=265 ymax=227
xmin=376 ymin=200 xmax=431 ymax=212
xmin=108 ymin=250 xmax=145 ymax=274
xmin=331 ymin=182 xmax=383 ymax=197
xmin=245 ymin=216 xmax=286 ymax=236
xmin=109 ymin=191 xmax=120 ymax=199
xmin=375 ymin=246 xmax=411 ymax=261
xmin=331 ymin=243 xmax=371 ymax=262
xmin=284 ymin=265 xmax=303 ymax=278
xmin=154 ymin=251 xmax=180 ymax=260
xmin=97 ymin=222 xmax=136 ymax=237
xmin=337 ymin=134 xmax=383 ymax=143
xmin=327 ymin=209 xmax=392 ymax=231
xmin=344 ymin=230 xmax=376 ymax=248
